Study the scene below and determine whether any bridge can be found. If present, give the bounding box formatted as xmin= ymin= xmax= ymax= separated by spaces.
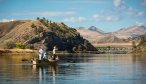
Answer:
xmin=96 ymin=47 xmax=133 ymax=54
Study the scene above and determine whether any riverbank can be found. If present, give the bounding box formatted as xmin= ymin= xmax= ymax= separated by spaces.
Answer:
xmin=131 ymin=51 xmax=146 ymax=54
xmin=0 ymin=49 xmax=100 ymax=55
xmin=0 ymin=49 xmax=37 ymax=54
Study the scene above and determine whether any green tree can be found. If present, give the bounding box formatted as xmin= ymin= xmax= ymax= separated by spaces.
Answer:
xmin=36 ymin=17 xmax=40 ymax=20
xmin=42 ymin=17 xmax=46 ymax=21
xmin=132 ymin=41 xmax=137 ymax=52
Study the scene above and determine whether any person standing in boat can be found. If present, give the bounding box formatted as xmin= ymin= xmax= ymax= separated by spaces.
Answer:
xmin=39 ymin=48 xmax=44 ymax=60
xmin=52 ymin=46 xmax=58 ymax=60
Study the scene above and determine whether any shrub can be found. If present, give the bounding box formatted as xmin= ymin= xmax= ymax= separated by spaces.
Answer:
xmin=37 ymin=26 xmax=44 ymax=33
xmin=25 ymin=44 xmax=34 ymax=49
xmin=31 ymin=24 xmax=36 ymax=28
xmin=3 ymin=40 xmax=15 ymax=49
xmin=16 ymin=42 xmax=26 ymax=49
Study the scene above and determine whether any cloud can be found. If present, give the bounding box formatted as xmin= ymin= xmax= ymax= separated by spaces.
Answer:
xmin=126 ymin=7 xmax=145 ymax=17
xmin=142 ymin=0 xmax=146 ymax=5
xmin=135 ymin=21 xmax=144 ymax=26
xmin=0 ymin=19 xmax=14 ymax=22
xmin=12 ymin=11 xmax=77 ymax=17
xmin=63 ymin=17 xmax=86 ymax=23
xmin=93 ymin=12 xmax=121 ymax=22
xmin=113 ymin=0 xmax=123 ymax=7
xmin=113 ymin=0 xmax=145 ymax=17
xmin=136 ymin=11 xmax=145 ymax=17
xmin=126 ymin=7 xmax=136 ymax=15
xmin=106 ymin=16 xmax=121 ymax=21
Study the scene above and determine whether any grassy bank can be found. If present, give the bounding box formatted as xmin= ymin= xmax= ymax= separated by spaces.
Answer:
xmin=0 ymin=49 xmax=37 ymax=55
xmin=131 ymin=51 xmax=146 ymax=54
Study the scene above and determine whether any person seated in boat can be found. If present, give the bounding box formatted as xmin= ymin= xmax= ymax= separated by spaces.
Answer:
xmin=39 ymin=48 xmax=44 ymax=60
xmin=43 ymin=50 xmax=49 ymax=60
xmin=52 ymin=46 xmax=58 ymax=60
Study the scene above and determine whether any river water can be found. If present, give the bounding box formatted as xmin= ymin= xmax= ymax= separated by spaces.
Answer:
xmin=0 ymin=54 xmax=146 ymax=84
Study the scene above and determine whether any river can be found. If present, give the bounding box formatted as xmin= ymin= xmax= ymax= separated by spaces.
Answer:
xmin=0 ymin=54 xmax=146 ymax=84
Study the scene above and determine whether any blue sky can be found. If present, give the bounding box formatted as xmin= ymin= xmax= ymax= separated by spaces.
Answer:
xmin=0 ymin=0 xmax=146 ymax=32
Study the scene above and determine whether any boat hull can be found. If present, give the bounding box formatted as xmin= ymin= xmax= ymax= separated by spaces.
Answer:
xmin=32 ymin=59 xmax=58 ymax=66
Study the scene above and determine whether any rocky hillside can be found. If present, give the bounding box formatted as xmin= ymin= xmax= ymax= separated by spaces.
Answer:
xmin=0 ymin=18 xmax=96 ymax=51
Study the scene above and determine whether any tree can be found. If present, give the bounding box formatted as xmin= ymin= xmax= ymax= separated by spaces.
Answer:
xmin=31 ymin=23 xmax=36 ymax=28
xmin=77 ymin=45 xmax=82 ymax=51
xmin=42 ymin=17 xmax=46 ymax=21
xmin=84 ymin=40 xmax=89 ymax=47
xmin=132 ymin=41 xmax=137 ymax=52
xmin=132 ymin=41 xmax=136 ymax=48
xmin=36 ymin=17 xmax=40 ymax=20
xmin=37 ymin=26 xmax=44 ymax=33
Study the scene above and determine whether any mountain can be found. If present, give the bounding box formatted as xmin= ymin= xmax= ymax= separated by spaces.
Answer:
xmin=76 ymin=28 xmax=104 ymax=44
xmin=97 ymin=34 xmax=124 ymax=43
xmin=77 ymin=25 xmax=146 ymax=44
xmin=116 ymin=26 xmax=146 ymax=34
xmin=115 ymin=26 xmax=146 ymax=38
xmin=88 ymin=26 xmax=105 ymax=34
xmin=0 ymin=19 xmax=96 ymax=51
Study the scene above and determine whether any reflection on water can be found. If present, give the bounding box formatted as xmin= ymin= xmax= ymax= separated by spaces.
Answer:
xmin=32 ymin=65 xmax=58 ymax=84
xmin=0 ymin=54 xmax=146 ymax=84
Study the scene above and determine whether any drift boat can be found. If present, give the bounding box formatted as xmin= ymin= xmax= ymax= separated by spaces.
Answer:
xmin=32 ymin=57 xmax=59 ymax=66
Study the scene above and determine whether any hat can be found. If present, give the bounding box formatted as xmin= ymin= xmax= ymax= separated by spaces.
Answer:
xmin=53 ymin=46 xmax=56 ymax=49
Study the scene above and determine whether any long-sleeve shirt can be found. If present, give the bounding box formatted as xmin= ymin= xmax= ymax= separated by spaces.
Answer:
xmin=39 ymin=49 xmax=44 ymax=54
xmin=53 ymin=48 xmax=57 ymax=54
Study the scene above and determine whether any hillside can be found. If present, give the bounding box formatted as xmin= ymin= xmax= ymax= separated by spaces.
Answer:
xmin=0 ymin=18 xmax=96 ymax=51
xmin=0 ymin=20 xmax=28 ymax=38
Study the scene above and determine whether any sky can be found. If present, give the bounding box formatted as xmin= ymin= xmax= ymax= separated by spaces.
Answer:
xmin=0 ymin=0 xmax=146 ymax=32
